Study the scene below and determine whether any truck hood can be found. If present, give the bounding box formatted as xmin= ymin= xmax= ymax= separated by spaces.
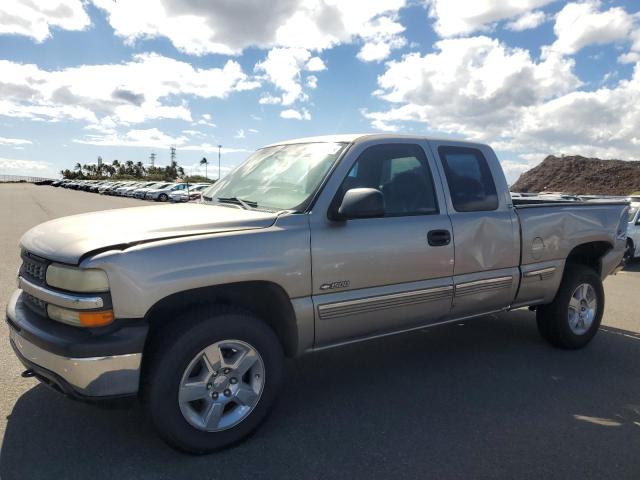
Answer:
xmin=20 ymin=203 xmax=278 ymax=265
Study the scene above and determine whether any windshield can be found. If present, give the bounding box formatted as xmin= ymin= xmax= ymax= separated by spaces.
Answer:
xmin=202 ymin=142 xmax=347 ymax=211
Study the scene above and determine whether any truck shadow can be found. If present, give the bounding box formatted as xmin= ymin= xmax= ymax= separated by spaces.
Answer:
xmin=2 ymin=310 xmax=640 ymax=480
xmin=623 ymin=261 xmax=640 ymax=273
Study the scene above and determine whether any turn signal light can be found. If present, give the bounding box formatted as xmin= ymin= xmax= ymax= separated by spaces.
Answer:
xmin=79 ymin=310 xmax=114 ymax=327
xmin=48 ymin=304 xmax=114 ymax=327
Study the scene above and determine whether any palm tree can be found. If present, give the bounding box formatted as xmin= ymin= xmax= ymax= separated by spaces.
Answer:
xmin=200 ymin=157 xmax=208 ymax=179
xmin=125 ymin=160 xmax=134 ymax=176
xmin=135 ymin=161 xmax=145 ymax=178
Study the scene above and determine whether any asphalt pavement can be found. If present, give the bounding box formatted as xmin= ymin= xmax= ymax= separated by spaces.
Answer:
xmin=0 ymin=183 xmax=639 ymax=479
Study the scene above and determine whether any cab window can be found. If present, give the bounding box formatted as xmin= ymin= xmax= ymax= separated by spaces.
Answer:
xmin=438 ymin=146 xmax=498 ymax=212
xmin=337 ymin=144 xmax=438 ymax=216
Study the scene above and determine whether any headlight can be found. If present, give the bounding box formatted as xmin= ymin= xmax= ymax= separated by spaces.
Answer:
xmin=46 ymin=264 xmax=109 ymax=292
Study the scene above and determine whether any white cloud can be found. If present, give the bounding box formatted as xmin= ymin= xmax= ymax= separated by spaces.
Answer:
xmin=619 ymin=52 xmax=640 ymax=64
xmin=505 ymin=10 xmax=547 ymax=32
xmin=280 ymin=108 xmax=311 ymax=120
xmin=545 ymin=1 xmax=634 ymax=56
xmin=0 ymin=157 xmax=50 ymax=171
xmin=366 ymin=36 xmax=580 ymax=138
xmin=255 ymin=47 xmax=316 ymax=105
xmin=235 ymin=129 xmax=246 ymax=139
xmin=259 ymin=94 xmax=282 ymax=105
xmin=356 ymin=14 xmax=406 ymax=62
xmin=74 ymin=128 xmax=188 ymax=149
xmin=182 ymin=129 xmax=205 ymax=137
xmin=181 ymin=144 xmax=250 ymax=155
xmin=0 ymin=0 xmax=90 ymax=42
xmin=306 ymin=75 xmax=318 ymax=89
xmin=91 ymin=0 xmax=406 ymax=55
xmin=305 ymin=57 xmax=326 ymax=71
xmin=197 ymin=113 xmax=217 ymax=128
xmin=425 ymin=0 xmax=555 ymax=37
xmin=0 ymin=54 xmax=257 ymax=126
xmin=0 ymin=136 xmax=32 ymax=146
xmin=366 ymin=35 xmax=640 ymax=171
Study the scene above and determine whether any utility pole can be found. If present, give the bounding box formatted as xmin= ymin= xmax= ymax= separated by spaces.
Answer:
xmin=170 ymin=146 xmax=176 ymax=164
xmin=149 ymin=152 xmax=156 ymax=167
xmin=218 ymin=144 xmax=222 ymax=180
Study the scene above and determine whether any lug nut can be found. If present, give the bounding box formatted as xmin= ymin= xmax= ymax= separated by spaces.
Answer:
xmin=224 ymin=389 xmax=231 ymax=397
xmin=211 ymin=370 xmax=218 ymax=377
xmin=223 ymin=368 xmax=231 ymax=374
xmin=207 ymin=383 xmax=212 ymax=390
xmin=212 ymin=392 xmax=218 ymax=399
xmin=255 ymin=374 xmax=260 ymax=380
xmin=230 ymin=378 xmax=238 ymax=384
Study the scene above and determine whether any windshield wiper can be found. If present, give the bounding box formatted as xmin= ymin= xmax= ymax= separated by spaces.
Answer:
xmin=216 ymin=196 xmax=258 ymax=210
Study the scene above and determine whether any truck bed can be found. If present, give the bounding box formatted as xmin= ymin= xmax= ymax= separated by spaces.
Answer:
xmin=510 ymin=200 xmax=628 ymax=308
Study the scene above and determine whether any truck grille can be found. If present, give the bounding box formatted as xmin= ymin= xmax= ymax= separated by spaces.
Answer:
xmin=20 ymin=251 xmax=49 ymax=285
xmin=23 ymin=292 xmax=47 ymax=316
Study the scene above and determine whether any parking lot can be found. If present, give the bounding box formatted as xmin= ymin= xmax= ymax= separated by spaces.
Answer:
xmin=0 ymin=183 xmax=639 ymax=479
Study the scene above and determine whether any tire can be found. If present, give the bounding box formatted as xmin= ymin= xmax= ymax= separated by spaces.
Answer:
xmin=158 ymin=193 xmax=168 ymax=202
xmin=622 ymin=239 xmax=634 ymax=266
xmin=536 ymin=265 xmax=604 ymax=349
xmin=144 ymin=307 xmax=284 ymax=453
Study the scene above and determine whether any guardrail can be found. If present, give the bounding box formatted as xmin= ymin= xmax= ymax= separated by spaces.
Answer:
xmin=0 ymin=174 xmax=56 ymax=183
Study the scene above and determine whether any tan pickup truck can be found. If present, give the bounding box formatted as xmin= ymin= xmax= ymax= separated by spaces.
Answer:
xmin=7 ymin=134 xmax=629 ymax=452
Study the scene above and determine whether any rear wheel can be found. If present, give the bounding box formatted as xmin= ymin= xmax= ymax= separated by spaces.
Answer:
xmin=144 ymin=308 xmax=284 ymax=453
xmin=536 ymin=265 xmax=604 ymax=349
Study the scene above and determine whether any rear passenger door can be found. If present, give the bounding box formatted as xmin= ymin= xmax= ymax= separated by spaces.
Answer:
xmin=429 ymin=142 xmax=520 ymax=318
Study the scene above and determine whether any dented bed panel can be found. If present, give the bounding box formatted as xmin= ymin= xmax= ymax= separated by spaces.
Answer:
xmin=515 ymin=204 xmax=625 ymax=266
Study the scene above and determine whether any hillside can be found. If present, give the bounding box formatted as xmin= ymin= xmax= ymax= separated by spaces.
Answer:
xmin=511 ymin=155 xmax=640 ymax=195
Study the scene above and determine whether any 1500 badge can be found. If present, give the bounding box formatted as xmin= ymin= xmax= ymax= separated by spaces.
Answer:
xmin=320 ymin=280 xmax=350 ymax=291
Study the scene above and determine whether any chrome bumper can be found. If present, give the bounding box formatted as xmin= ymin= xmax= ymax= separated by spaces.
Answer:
xmin=9 ymin=326 xmax=142 ymax=397
xmin=7 ymin=289 xmax=142 ymax=398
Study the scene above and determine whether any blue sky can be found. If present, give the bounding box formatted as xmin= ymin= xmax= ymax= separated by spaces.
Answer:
xmin=1 ymin=0 xmax=639 ymax=182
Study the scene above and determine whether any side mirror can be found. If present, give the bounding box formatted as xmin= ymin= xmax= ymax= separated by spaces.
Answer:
xmin=335 ymin=188 xmax=385 ymax=220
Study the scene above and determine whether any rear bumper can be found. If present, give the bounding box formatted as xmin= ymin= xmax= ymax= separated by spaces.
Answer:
xmin=6 ymin=289 xmax=146 ymax=398
xmin=601 ymin=243 xmax=626 ymax=279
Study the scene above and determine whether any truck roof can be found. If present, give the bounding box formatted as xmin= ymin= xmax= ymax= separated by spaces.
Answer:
xmin=264 ymin=133 xmax=484 ymax=148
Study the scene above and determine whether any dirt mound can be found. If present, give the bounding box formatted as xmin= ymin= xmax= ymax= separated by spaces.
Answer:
xmin=511 ymin=155 xmax=640 ymax=195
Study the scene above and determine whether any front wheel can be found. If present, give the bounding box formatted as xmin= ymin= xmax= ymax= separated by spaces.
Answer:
xmin=158 ymin=193 xmax=168 ymax=202
xmin=536 ymin=265 xmax=604 ymax=349
xmin=144 ymin=308 xmax=284 ymax=453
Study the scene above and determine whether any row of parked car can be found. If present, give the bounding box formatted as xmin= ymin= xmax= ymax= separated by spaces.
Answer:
xmin=51 ymin=179 xmax=212 ymax=202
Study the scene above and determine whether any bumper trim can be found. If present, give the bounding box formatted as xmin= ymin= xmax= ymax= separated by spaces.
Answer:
xmin=18 ymin=276 xmax=104 ymax=310
xmin=10 ymin=326 xmax=141 ymax=397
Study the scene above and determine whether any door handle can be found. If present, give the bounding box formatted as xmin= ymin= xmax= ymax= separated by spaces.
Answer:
xmin=427 ymin=229 xmax=451 ymax=246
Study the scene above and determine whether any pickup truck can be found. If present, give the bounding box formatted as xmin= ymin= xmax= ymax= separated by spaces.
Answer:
xmin=6 ymin=134 xmax=629 ymax=453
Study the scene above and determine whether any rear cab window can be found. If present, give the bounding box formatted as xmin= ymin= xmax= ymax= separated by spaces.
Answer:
xmin=438 ymin=146 xmax=498 ymax=212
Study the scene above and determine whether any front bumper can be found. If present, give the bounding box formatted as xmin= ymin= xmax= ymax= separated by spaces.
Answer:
xmin=7 ymin=289 xmax=147 ymax=398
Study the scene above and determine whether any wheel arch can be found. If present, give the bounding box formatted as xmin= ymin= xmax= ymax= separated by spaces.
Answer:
xmin=143 ymin=281 xmax=299 ymax=358
xmin=564 ymin=241 xmax=613 ymax=276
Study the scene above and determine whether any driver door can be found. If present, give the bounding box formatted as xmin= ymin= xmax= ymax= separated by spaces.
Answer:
xmin=309 ymin=141 xmax=454 ymax=347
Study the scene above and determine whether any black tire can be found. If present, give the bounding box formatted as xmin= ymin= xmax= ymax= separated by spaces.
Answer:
xmin=536 ymin=265 xmax=604 ymax=349
xmin=143 ymin=307 xmax=284 ymax=453
xmin=158 ymin=193 xmax=168 ymax=202
xmin=622 ymin=239 xmax=634 ymax=266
